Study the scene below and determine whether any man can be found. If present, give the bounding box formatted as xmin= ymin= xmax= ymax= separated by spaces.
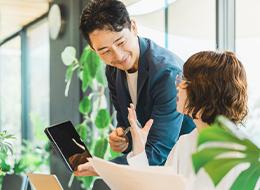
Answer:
xmin=79 ymin=0 xmax=195 ymax=166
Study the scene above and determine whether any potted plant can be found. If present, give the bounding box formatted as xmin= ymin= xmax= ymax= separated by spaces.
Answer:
xmin=61 ymin=46 xmax=120 ymax=189
xmin=0 ymin=119 xmax=50 ymax=189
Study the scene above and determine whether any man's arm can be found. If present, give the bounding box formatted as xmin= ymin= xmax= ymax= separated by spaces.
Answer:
xmin=146 ymin=68 xmax=194 ymax=165
xmin=105 ymin=66 xmax=131 ymax=162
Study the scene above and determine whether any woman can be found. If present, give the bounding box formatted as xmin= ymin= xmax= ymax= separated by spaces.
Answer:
xmin=126 ymin=50 xmax=248 ymax=189
xmin=75 ymin=51 xmax=248 ymax=189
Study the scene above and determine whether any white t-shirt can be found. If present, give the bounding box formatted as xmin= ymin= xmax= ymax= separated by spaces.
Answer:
xmin=127 ymin=129 xmax=256 ymax=190
xmin=126 ymin=71 xmax=138 ymax=107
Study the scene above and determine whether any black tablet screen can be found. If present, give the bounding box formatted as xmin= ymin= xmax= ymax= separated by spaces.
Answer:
xmin=45 ymin=121 xmax=92 ymax=171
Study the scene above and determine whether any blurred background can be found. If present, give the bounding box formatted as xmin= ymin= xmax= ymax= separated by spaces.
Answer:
xmin=0 ymin=0 xmax=260 ymax=189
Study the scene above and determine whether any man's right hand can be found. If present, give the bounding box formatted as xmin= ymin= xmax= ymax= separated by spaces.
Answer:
xmin=109 ymin=127 xmax=129 ymax=152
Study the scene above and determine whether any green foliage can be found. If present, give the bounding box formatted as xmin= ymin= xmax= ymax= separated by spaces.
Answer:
xmin=192 ymin=116 xmax=260 ymax=190
xmin=76 ymin=123 xmax=88 ymax=143
xmin=79 ymin=97 xmax=91 ymax=114
xmin=95 ymin=109 xmax=111 ymax=129
xmin=30 ymin=112 xmax=48 ymax=142
xmin=66 ymin=64 xmax=74 ymax=82
xmin=61 ymin=45 xmax=120 ymax=189
xmin=0 ymin=131 xmax=15 ymax=155
xmin=0 ymin=116 xmax=50 ymax=189
xmin=0 ymin=140 xmax=49 ymax=175
xmin=94 ymin=138 xmax=108 ymax=158
xmin=0 ymin=151 xmax=11 ymax=174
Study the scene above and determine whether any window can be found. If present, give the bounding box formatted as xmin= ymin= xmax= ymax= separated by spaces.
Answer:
xmin=133 ymin=9 xmax=166 ymax=47
xmin=168 ymin=0 xmax=216 ymax=60
xmin=128 ymin=0 xmax=216 ymax=61
xmin=0 ymin=18 xmax=50 ymax=147
xmin=27 ymin=19 xmax=50 ymax=143
xmin=236 ymin=0 xmax=260 ymax=144
xmin=0 ymin=37 xmax=22 ymax=146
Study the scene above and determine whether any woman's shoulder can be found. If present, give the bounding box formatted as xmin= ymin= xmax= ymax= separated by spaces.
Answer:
xmin=178 ymin=128 xmax=198 ymax=146
xmin=165 ymin=129 xmax=198 ymax=167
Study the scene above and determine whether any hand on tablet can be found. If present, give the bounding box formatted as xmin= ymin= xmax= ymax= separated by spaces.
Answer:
xmin=74 ymin=158 xmax=98 ymax=176
xmin=109 ymin=127 xmax=129 ymax=152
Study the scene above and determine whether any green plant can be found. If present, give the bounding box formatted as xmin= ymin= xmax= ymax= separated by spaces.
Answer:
xmin=0 ymin=130 xmax=15 ymax=176
xmin=61 ymin=46 xmax=120 ymax=189
xmin=192 ymin=116 xmax=260 ymax=190
xmin=0 ymin=131 xmax=15 ymax=155
xmin=0 ymin=118 xmax=50 ymax=189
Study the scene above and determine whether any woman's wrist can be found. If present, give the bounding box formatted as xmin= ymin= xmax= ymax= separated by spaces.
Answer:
xmin=133 ymin=145 xmax=145 ymax=156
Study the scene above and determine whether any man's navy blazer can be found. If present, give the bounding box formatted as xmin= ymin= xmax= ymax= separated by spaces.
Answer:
xmin=106 ymin=37 xmax=195 ymax=165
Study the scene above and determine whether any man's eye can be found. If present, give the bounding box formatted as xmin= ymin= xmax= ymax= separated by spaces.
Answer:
xmin=102 ymin=50 xmax=110 ymax=55
xmin=118 ymin=41 xmax=125 ymax=46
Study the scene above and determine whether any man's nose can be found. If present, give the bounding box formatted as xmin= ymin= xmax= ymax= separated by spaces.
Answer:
xmin=111 ymin=45 xmax=123 ymax=61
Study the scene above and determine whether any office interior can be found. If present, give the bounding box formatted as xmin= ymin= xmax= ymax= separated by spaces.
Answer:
xmin=0 ymin=0 xmax=259 ymax=190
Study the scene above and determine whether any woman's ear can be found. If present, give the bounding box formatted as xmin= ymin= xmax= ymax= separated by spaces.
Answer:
xmin=131 ymin=19 xmax=138 ymax=35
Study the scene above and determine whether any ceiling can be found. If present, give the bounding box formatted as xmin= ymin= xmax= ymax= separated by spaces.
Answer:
xmin=0 ymin=0 xmax=50 ymax=42
xmin=0 ymin=0 xmax=150 ymax=43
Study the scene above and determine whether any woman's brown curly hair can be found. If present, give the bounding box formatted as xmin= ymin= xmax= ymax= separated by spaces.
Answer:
xmin=183 ymin=51 xmax=248 ymax=124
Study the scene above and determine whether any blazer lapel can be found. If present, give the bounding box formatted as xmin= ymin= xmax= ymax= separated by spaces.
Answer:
xmin=116 ymin=69 xmax=131 ymax=123
xmin=137 ymin=37 xmax=149 ymax=104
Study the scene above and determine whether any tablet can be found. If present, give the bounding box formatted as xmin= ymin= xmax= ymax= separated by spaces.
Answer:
xmin=44 ymin=121 xmax=92 ymax=172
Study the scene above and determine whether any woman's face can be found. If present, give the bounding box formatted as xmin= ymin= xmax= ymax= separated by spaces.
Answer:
xmin=176 ymin=80 xmax=188 ymax=114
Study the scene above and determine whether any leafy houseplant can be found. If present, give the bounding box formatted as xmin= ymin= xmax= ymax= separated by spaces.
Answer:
xmin=0 ymin=131 xmax=15 ymax=175
xmin=0 ymin=118 xmax=50 ymax=189
xmin=192 ymin=116 xmax=260 ymax=190
xmin=61 ymin=46 xmax=120 ymax=189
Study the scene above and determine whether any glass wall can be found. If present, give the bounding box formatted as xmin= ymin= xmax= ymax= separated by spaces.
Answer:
xmin=0 ymin=37 xmax=22 ymax=146
xmin=133 ymin=9 xmax=165 ymax=47
xmin=236 ymin=0 xmax=260 ymax=144
xmin=27 ymin=19 xmax=50 ymax=143
xmin=168 ymin=0 xmax=216 ymax=60
xmin=129 ymin=0 xmax=216 ymax=61
xmin=0 ymin=19 xmax=50 ymax=147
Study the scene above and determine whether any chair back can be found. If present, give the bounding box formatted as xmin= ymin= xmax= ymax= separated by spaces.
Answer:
xmin=92 ymin=178 xmax=110 ymax=190
xmin=2 ymin=174 xmax=28 ymax=190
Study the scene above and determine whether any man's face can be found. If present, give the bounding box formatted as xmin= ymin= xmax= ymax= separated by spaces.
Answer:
xmin=89 ymin=22 xmax=139 ymax=71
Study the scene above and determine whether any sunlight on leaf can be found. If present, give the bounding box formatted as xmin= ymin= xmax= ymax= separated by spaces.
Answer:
xmin=61 ymin=46 xmax=77 ymax=66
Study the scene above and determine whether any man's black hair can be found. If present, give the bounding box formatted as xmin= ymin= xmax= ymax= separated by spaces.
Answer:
xmin=80 ymin=0 xmax=131 ymax=46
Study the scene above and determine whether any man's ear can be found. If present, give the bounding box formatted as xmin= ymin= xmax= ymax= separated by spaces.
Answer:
xmin=130 ymin=19 xmax=138 ymax=35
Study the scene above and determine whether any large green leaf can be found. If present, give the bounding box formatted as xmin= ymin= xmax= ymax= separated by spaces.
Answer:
xmin=79 ymin=96 xmax=91 ymax=114
xmin=204 ymin=158 xmax=245 ymax=185
xmin=197 ymin=126 xmax=243 ymax=146
xmin=95 ymin=109 xmax=111 ymax=129
xmin=230 ymin=165 xmax=260 ymax=190
xmin=192 ymin=117 xmax=260 ymax=190
xmin=192 ymin=147 xmax=244 ymax=173
xmin=94 ymin=138 xmax=108 ymax=158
